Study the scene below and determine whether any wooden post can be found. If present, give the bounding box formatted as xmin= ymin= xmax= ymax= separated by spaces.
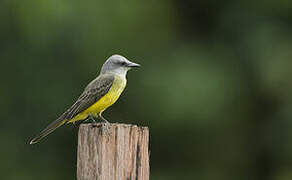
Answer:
xmin=77 ymin=123 xmax=149 ymax=180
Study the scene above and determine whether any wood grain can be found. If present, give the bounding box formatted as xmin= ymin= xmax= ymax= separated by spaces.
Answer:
xmin=77 ymin=123 xmax=149 ymax=180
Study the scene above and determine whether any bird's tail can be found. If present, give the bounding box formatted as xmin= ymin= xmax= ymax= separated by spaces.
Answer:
xmin=30 ymin=115 xmax=67 ymax=144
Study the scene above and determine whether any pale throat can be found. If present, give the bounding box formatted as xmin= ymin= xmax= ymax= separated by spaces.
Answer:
xmin=102 ymin=68 xmax=129 ymax=79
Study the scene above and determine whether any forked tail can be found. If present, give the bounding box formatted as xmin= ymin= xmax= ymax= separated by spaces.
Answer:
xmin=30 ymin=115 xmax=67 ymax=144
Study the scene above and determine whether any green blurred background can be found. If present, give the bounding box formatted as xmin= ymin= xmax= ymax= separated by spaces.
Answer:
xmin=1 ymin=0 xmax=292 ymax=179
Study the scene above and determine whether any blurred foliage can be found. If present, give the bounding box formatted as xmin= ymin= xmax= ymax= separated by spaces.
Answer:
xmin=1 ymin=0 xmax=292 ymax=179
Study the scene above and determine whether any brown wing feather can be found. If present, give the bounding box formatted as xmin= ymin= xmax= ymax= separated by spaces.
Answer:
xmin=64 ymin=74 xmax=115 ymax=120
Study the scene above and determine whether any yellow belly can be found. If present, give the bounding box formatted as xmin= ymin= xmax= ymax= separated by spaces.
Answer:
xmin=68 ymin=75 xmax=126 ymax=123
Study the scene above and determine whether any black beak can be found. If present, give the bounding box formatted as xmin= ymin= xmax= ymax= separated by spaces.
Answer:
xmin=127 ymin=62 xmax=141 ymax=68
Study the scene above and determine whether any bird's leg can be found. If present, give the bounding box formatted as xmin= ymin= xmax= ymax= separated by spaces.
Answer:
xmin=89 ymin=115 xmax=99 ymax=127
xmin=89 ymin=115 xmax=97 ymax=122
xmin=99 ymin=114 xmax=110 ymax=124
xmin=98 ymin=112 xmax=111 ymax=136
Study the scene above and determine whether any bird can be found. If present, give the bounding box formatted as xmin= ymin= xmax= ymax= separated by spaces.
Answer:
xmin=30 ymin=54 xmax=140 ymax=144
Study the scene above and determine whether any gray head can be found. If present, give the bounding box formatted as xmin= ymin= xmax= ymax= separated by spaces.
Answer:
xmin=100 ymin=54 xmax=140 ymax=76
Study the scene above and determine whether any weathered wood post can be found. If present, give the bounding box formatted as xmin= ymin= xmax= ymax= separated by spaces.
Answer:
xmin=77 ymin=123 xmax=149 ymax=180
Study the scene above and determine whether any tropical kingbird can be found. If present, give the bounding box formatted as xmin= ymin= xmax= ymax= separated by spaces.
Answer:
xmin=30 ymin=54 xmax=140 ymax=144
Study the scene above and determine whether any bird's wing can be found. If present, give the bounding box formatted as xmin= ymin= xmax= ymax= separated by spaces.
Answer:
xmin=64 ymin=74 xmax=115 ymax=120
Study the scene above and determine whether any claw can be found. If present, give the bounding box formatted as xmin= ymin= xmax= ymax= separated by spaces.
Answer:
xmin=101 ymin=122 xmax=111 ymax=138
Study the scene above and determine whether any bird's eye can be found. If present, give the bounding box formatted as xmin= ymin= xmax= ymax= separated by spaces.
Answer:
xmin=121 ymin=62 xmax=126 ymax=66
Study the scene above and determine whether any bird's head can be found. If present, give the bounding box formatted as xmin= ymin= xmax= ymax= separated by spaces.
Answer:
xmin=101 ymin=54 xmax=140 ymax=76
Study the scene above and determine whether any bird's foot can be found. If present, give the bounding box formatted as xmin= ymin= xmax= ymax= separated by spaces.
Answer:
xmin=101 ymin=121 xmax=111 ymax=137
xmin=87 ymin=115 xmax=99 ymax=128
xmin=97 ymin=114 xmax=111 ymax=138
xmin=90 ymin=123 xmax=99 ymax=128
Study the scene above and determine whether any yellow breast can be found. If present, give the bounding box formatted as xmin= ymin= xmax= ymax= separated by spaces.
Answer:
xmin=68 ymin=75 xmax=126 ymax=123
